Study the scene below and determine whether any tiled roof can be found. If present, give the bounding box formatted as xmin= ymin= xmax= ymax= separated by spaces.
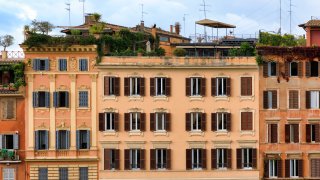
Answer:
xmin=299 ymin=20 xmax=320 ymax=28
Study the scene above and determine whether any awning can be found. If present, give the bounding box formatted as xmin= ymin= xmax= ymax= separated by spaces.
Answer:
xmin=196 ymin=19 xmax=236 ymax=28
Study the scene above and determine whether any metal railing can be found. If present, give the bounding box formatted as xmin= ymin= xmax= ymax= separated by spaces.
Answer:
xmin=189 ymin=34 xmax=258 ymax=43
xmin=0 ymin=51 xmax=24 ymax=59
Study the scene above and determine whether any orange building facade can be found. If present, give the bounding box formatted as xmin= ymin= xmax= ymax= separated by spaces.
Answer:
xmin=22 ymin=45 xmax=99 ymax=180
xmin=97 ymin=56 xmax=260 ymax=180
xmin=0 ymin=51 xmax=26 ymax=180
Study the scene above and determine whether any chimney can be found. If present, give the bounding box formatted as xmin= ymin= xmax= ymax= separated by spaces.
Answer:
xmin=151 ymin=24 xmax=157 ymax=38
xmin=170 ymin=25 xmax=173 ymax=33
xmin=140 ymin=21 xmax=145 ymax=31
xmin=175 ymin=22 xmax=181 ymax=35
xmin=85 ymin=14 xmax=95 ymax=24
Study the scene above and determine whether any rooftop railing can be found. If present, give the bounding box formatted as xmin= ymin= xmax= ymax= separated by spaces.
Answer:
xmin=0 ymin=51 xmax=24 ymax=60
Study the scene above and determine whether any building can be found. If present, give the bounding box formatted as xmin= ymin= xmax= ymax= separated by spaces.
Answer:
xmin=0 ymin=51 xmax=26 ymax=179
xmin=258 ymin=19 xmax=320 ymax=180
xmin=97 ymin=56 xmax=260 ymax=180
xmin=21 ymin=45 xmax=99 ymax=180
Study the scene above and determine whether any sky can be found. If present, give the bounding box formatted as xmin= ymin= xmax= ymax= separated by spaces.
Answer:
xmin=0 ymin=0 xmax=319 ymax=50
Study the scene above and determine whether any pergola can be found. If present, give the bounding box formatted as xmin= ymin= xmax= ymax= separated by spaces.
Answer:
xmin=195 ymin=19 xmax=236 ymax=42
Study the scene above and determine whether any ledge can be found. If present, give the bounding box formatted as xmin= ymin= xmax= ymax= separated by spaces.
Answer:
xmin=215 ymin=131 xmax=230 ymax=137
xmin=128 ymin=131 xmax=144 ymax=137
xmin=103 ymin=131 xmax=118 ymax=137
xmin=214 ymin=96 xmax=230 ymax=102
xmin=240 ymin=96 xmax=255 ymax=101
xmin=128 ymin=96 xmax=144 ymax=102
xmin=153 ymin=131 xmax=168 ymax=136
xmin=189 ymin=96 xmax=204 ymax=101
xmin=188 ymin=131 xmax=204 ymax=137
xmin=153 ymin=96 xmax=169 ymax=102
xmin=103 ymin=95 xmax=118 ymax=101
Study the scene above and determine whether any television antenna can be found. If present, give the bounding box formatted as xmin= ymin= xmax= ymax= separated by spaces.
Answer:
xmin=65 ymin=2 xmax=71 ymax=26
xmin=79 ymin=0 xmax=85 ymax=23
xmin=183 ymin=14 xmax=188 ymax=36
xmin=279 ymin=0 xmax=282 ymax=35
xmin=289 ymin=0 xmax=294 ymax=34
xmin=200 ymin=0 xmax=210 ymax=42
xmin=140 ymin=4 xmax=148 ymax=21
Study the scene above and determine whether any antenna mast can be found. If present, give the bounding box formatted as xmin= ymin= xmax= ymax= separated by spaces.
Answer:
xmin=66 ymin=2 xmax=71 ymax=26
xmin=79 ymin=0 xmax=85 ymax=23
xmin=140 ymin=4 xmax=147 ymax=21
xmin=289 ymin=0 xmax=293 ymax=34
xmin=200 ymin=0 xmax=210 ymax=42
xmin=183 ymin=14 xmax=188 ymax=36
xmin=279 ymin=0 xmax=282 ymax=35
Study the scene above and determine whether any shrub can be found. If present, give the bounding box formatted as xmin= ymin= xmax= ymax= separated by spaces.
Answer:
xmin=173 ymin=48 xmax=187 ymax=57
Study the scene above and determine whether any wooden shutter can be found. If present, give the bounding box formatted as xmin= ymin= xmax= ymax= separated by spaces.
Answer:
xmin=241 ymin=112 xmax=253 ymax=131
xmin=252 ymin=149 xmax=257 ymax=169
xmin=226 ymin=113 xmax=231 ymax=131
xmin=124 ymin=113 xmax=130 ymax=131
xmin=53 ymin=92 xmax=58 ymax=108
xmin=241 ymin=77 xmax=252 ymax=96
xmin=150 ymin=78 xmax=155 ymax=96
xmin=114 ymin=113 xmax=119 ymax=131
xmin=140 ymin=78 xmax=145 ymax=96
xmin=298 ymin=62 xmax=303 ymax=77
xmin=104 ymin=149 xmax=110 ymax=170
xmin=277 ymin=159 xmax=283 ymax=178
xmin=0 ymin=135 xmax=2 ymax=149
xmin=289 ymin=90 xmax=299 ymax=109
xmin=211 ymin=113 xmax=217 ymax=131
xmin=185 ymin=113 xmax=191 ymax=131
xmin=165 ymin=78 xmax=171 ymax=96
xmin=276 ymin=62 xmax=280 ymax=76
xmin=272 ymin=90 xmax=277 ymax=109
xmin=186 ymin=149 xmax=192 ymax=170
xmin=140 ymin=113 xmax=146 ymax=131
xmin=226 ymin=78 xmax=231 ymax=96
xmin=150 ymin=149 xmax=156 ymax=170
xmin=45 ymin=131 xmax=49 ymax=149
xmin=66 ymin=131 xmax=70 ymax=149
xmin=227 ymin=149 xmax=232 ymax=169
xmin=56 ymin=131 xmax=59 ymax=149
xmin=236 ymin=149 xmax=242 ymax=169
xmin=13 ymin=134 xmax=19 ymax=150
xmin=264 ymin=160 xmax=269 ymax=178
xmin=298 ymin=160 xmax=303 ymax=177
xmin=124 ymin=78 xmax=130 ymax=96
xmin=263 ymin=62 xmax=268 ymax=77
xmin=104 ymin=77 xmax=109 ymax=96
xmin=45 ymin=92 xmax=50 ymax=108
xmin=166 ymin=113 xmax=171 ymax=131
xmin=294 ymin=124 xmax=299 ymax=143
xmin=45 ymin=59 xmax=50 ymax=71
xmin=315 ymin=124 xmax=320 ymax=142
xmin=33 ymin=92 xmax=39 ymax=108
xmin=124 ymin=149 xmax=130 ymax=170
xmin=306 ymin=124 xmax=311 ymax=143
xmin=150 ymin=113 xmax=155 ymax=131
xmin=285 ymin=159 xmax=290 ymax=177
xmin=306 ymin=61 xmax=311 ymax=77
xmin=201 ymin=78 xmax=206 ymax=96
xmin=140 ymin=149 xmax=145 ymax=170
xmin=114 ymin=77 xmax=120 ymax=96
xmin=211 ymin=149 xmax=217 ymax=169
xmin=306 ymin=91 xmax=311 ymax=109
xmin=186 ymin=78 xmax=191 ymax=96
xmin=76 ymin=130 xmax=80 ymax=150
xmin=211 ymin=78 xmax=217 ymax=96
xmin=115 ymin=149 xmax=120 ymax=170
xmin=99 ymin=113 xmax=105 ymax=131
xmin=201 ymin=149 xmax=207 ymax=169
xmin=5 ymin=99 xmax=14 ymax=119
xmin=263 ymin=91 xmax=268 ymax=109
xmin=34 ymin=131 xmax=39 ymax=150
xmin=271 ymin=124 xmax=278 ymax=143
xmin=201 ymin=113 xmax=206 ymax=131
xmin=285 ymin=62 xmax=290 ymax=76
xmin=285 ymin=124 xmax=290 ymax=143
xmin=166 ymin=149 xmax=171 ymax=170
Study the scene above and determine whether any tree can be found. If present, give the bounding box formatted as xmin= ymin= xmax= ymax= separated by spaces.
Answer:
xmin=31 ymin=20 xmax=54 ymax=34
xmin=0 ymin=35 xmax=14 ymax=51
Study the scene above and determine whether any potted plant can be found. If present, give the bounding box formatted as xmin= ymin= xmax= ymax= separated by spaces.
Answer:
xmin=3 ymin=84 xmax=9 ymax=90
xmin=0 ymin=149 xmax=8 ymax=160
xmin=137 ymin=48 xmax=145 ymax=57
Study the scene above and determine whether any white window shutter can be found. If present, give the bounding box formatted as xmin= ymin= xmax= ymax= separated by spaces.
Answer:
xmin=0 ymin=135 xmax=3 ymax=149
xmin=13 ymin=134 xmax=19 ymax=149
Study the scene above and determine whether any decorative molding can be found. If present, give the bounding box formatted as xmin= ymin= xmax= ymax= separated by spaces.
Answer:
xmin=128 ymin=96 xmax=144 ymax=102
xmin=56 ymin=85 xmax=69 ymax=91
xmin=100 ymin=141 xmax=120 ymax=149
xmin=187 ymin=141 xmax=206 ymax=149
xmin=189 ymin=73 xmax=203 ymax=78
xmin=153 ymin=131 xmax=168 ymax=137
xmin=56 ymin=122 xmax=69 ymax=130
xmin=214 ymin=96 xmax=230 ymax=102
xmin=237 ymin=140 xmax=257 ymax=148
xmin=128 ymin=108 xmax=143 ymax=113
xmin=69 ymin=74 xmax=77 ymax=82
xmin=189 ymin=96 xmax=204 ymax=101
xmin=286 ymin=151 xmax=302 ymax=159
xmin=78 ymin=122 xmax=90 ymax=129
xmin=153 ymin=96 xmax=169 ymax=102
xmin=212 ymin=140 xmax=231 ymax=149
xmin=90 ymin=74 xmax=98 ymax=82
xmin=189 ymin=108 xmax=205 ymax=113
xmin=189 ymin=131 xmax=205 ymax=137
xmin=307 ymin=118 xmax=320 ymax=123
xmin=36 ymin=122 xmax=48 ymax=130
xmin=48 ymin=74 xmax=56 ymax=81
xmin=151 ymin=141 xmax=171 ymax=149
xmin=128 ymin=131 xmax=144 ymax=137
xmin=125 ymin=141 xmax=145 ymax=149
xmin=214 ymin=131 xmax=230 ymax=137
xmin=103 ymin=108 xmax=118 ymax=113
xmin=308 ymin=151 xmax=320 ymax=158
xmin=287 ymin=118 xmax=302 ymax=123
xmin=103 ymin=96 xmax=118 ymax=101
xmin=153 ymin=108 xmax=169 ymax=113
xmin=102 ymin=131 xmax=118 ymax=137
xmin=216 ymin=108 xmax=230 ymax=113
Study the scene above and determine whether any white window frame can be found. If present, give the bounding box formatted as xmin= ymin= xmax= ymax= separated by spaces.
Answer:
xmin=155 ymin=112 xmax=166 ymax=131
xmin=267 ymin=91 xmax=273 ymax=109
xmin=269 ymin=159 xmax=278 ymax=178
xmin=217 ymin=113 xmax=227 ymax=131
xmin=2 ymin=168 xmax=15 ymax=180
xmin=190 ymin=77 xmax=201 ymax=96
xmin=130 ymin=149 xmax=140 ymax=170
xmin=130 ymin=77 xmax=140 ymax=96
xmin=290 ymin=159 xmax=299 ymax=178
xmin=191 ymin=149 xmax=202 ymax=169
xmin=242 ymin=148 xmax=252 ymax=169
xmin=310 ymin=91 xmax=320 ymax=109
xmin=289 ymin=124 xmax=299 ymax=143
xmin=217 ymin=149 xmax=227 ymax=169
xmin=155 ymin=77 xmax=166 ymax=96
xmin=310 ymin=124 xmax=316 ymax=143
xmin=191 ymin=112 xmax=201 ymax=131
xmin=105 ymin=112 xmax=115 ymax=131
xmin=156 ymin=149 xmax=167 ymax=169
xmin=130 ymin=112 xmax=140 ymax=131
xmin=108 ymin=77 xmax=115 ymax=95
xmin=216 ymin=77 xmax=227 ymax=96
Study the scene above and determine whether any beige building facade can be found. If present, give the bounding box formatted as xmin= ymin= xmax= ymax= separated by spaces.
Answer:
xmin=97 ymin=56 xmax=260 ymax=180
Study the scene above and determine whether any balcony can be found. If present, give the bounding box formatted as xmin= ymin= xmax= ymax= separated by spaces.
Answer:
xmin=0 ymin=149 xmax=21 ymax=163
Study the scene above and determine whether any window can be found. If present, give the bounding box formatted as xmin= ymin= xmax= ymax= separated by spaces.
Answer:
xmin=263 ymin=90 xmax=277 ymax=109
xmin=56 ymin=130 xmax=70 ymax=150
xmin=105 ymin=113 xmax=115 ymax=131
xmin=129 ymin=149 xmax=142 ymax=169
xmin=289 ymin=159 xmax=299 ymax=177
xmin=104 ymin=149 xmax=120 ymax=170
xmin=267 ymin=124 xmax=278 ymax=143
xmin=285 ymin=124 xmax=299 ymax=143
xmin=211 ymin=77 xmax=230 ymax=96
xmin=217 ymin=113 xmax=227 ymax=131
xmin=311 ymin=159 xmax=320 ymax=177
xmin=78 ymin=91 xmax=88 ymax=107
xmin=211 ymin=149 xmax=231 ymax=169
xmin=53 ymin=91 xmax=69 ymax=108
xmin=32 ymin=59 xmax=49 ymax=71
xmin=310 ymin=61 xmax=319 ymax=77
xmin=159 ymin=36 xmax=169 ymax=42
xmin=268 ymin=62 xmax=277 ymax=77
xmin=240 ymin=77 xmax=252 ymax=96
xmin=211 ymin=113 xmax=231 ymax=132
xmin=79 ymin=59 xmax=88 ymax=71
xmin=268 ymin=160 xmax=279 ymax=178
xmin=38 ymin=168 xmax=48 ymax=180
xmin=307 ymin=91 xmax=320 ymax=109
xmin=241 ymin=112 xmax=253 ymax=131
xmin=216 ymin=149 xmax=228 ymax=168
xmin=156 ymin=149 xmax=167 ymax=169
xmin=0 ymin=98 xmax=16 ymax=119
xmin=35 ymin=130 xmax=48 ymax=150
xmin=76 ymin=130 xmax=90 ymax=149
xmin=306 ymin=124 xmax=320 ymax=143
xmin=290 ymin=62 xmax=298 ymax=76
xmin=191 ymin=149 xmax=204 ymax=169
xmin=104 ymin=76 xmax=120 ymax=96
xmin=150 ymin=112 xmax=170 ymax=132
xmin=288 ymin=90 xmax=299 ymax=109
xmin=58 ymin=59 xmax=67 ymax=71
xmin=217 ymin=78 xmax=227 ymax=96
xmin=186 ymin=77 xmax=205 ymax=97
xmin=124 ymin=112 xmax=146 ymax=132
xmin=0 ymin=134 xmax=18 ymax=149
xmin=99 ymin=112 xmax=119 ymax=132
xmin=79 ymin=167 xmax=88 ymax=180
xmin=59 ymin=167 xmax=68 ymax=180
xmin=237 ymin=148 xmax=256 ymax=169
xmin=125 ymin=77 xmax=145 ymax=96
xmin=186 ymin=112 xmax=206 ymax=132
xmin=2 ymin=168 xmax=15 ymax=180
xmin=150 ymin=77 xmax=171 ymax=96
xmin=33 ymin=91 xmax=50 ymax=108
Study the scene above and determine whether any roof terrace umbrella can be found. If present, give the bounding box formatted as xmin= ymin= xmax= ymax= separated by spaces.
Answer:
xmin=196 ymin=19 xmax=236 ymax=41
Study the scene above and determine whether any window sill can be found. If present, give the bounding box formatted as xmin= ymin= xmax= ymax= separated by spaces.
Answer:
xmin=240 ymin=131 xmax=255 ymax=136
xmin=128 ymin=131 xmax=144 ymax=136
xmin=215 ymin=131 xmax=230 ymax=137
xmin=103 ymin=131 xmax=118 ymax=137
xmin=191 ymin=168 xmax=203 ymax=171
xmin=103 ymin=95 xmax=118 ymax=101
xmin=128 ymin=96 xmax=144 ymax=101
xmin=77 ymin=107 xmax=90 ymax=111
xmin=215 ymin=167 xmax=228 ymax=170
xmin=1 ymin=119 xmax=16 ymax=121
xmin=35 ymin=108 xmax=50 ymax=112
xmin=189 ymin=131 xmax=204 ymax=137
xmin=189 ymin=96 xmax=204 ymax=101
xmin=214 ymin=96 xmax=230 ymax=102
xmin=153 ymin=131 xmax=168 ymax=136
xmin=153 ymin=96 xmax=169 ymax=102
xmin=241 ymin=167 xmax=253 ymax=170
xmin=240 ymin=96 xmax=255 ymax=101
xmin=56 ymin=108 xmax=70 ymax=112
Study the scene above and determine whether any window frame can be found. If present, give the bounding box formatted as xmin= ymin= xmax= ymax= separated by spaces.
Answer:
xmin=217 ymin=113 xmax=227 ymax=131
xmin=79 ymin=167 xmax=88 ymax=180
xmin=240 ymin=110 xmax=254 ymax=132
xmin=38 ymin=167 xmax=48 ymax=180
xmin=155 ymin=77 xmax=166 ymax=96
xmin=269 ymin=159 xmax=278 ymax=178
xmin=191 ymin=112 xmax=202 ymax=131
xmin=191 ymin=148 xmax=202 ymax=170
xmin=56 ymin=130 xmax=70 ymax=150
xmin=289 ymin=159 xmax=299 ymax=178
xmin=155 ymin=149 xmax=167 ymax=169
xmin=242 ymin=148 xmax=253 ymax=169
xmin=58 ymin=58 xmax=68 ymax=71
xmin=53 ymin=91 xmax=69 ymax=108
xmin=155 ymin=112 xmax=166 ymax=131
xmin=0 ymin=98 xmax=16 ymax=120
xmin=35 ymin=130 xmax=49 ymax=150
xmin=130 ymin=112 xmax=141 ymax=131
xmin=105 ymin=112 xmax=115 ymax=131
xmin=290 ymin=61 xmax=298 ymax=77
xmin=130 ymin=149 xmax=141 ymax=170
xmin=77 ymin=130 xmax=90 ymax=150
xmin=288 ymin=90 xmax=300 ymax=109
xmin=78 ymin=90 xmax=89 ymax=108
xmin=310 ymin=91 xmax=320 ymax=109
xmin=129 ymin=77 xmax=141 ymax=96
xmin=216 ymin=77 xmax=227 ymax=96
xmin=268 ymin=62 xmax=277 ymax=77
xmin=190 ymin=77 xmax=201 ymax=96
xmin=59 ymin=167 xmax=68 ymax=180
xmin=78 ymin=58 xmax=89 ymax=71
xmin=216 ymin=148 xmax=227 ymax=169
xmin=2 ymin=168 xmax=15 ymax=180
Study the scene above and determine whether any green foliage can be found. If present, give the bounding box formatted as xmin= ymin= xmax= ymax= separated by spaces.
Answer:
xmin=89 ymin=23 xmax=105 ymax=34
xmin=0 ymin=62 xmax=26 ymax=89
xmin=173 ymin=48 xmax=187 ymax=57
xmin=70 ymin=29 xmax=81 ymax=35
xmin=255 ymin=55 xmax=264 ymax=65
xmin=31 ymin=20 xmax=54 ymax=34
xmin=92 ymin=13 xmax=102 ymax=22
xmin=258 ymin=32 xmax=303 ymax=47
xmin=296 ymin=36 xmax=306 ymax=46
xmin=228 ymin=42 xmax=255 ymax=56
xmin=155 ymin=47 xmax=165 ymax=56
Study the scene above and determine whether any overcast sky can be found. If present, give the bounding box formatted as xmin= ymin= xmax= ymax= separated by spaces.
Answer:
xmin=0 ymin=0 xmax=319 ymax=50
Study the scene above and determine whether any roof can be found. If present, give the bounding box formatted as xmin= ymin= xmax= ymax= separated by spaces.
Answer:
xmin=299 ymin=19 xmax=320 ymax=29
xmin=196 ymin=19 xmax=236 ymax=28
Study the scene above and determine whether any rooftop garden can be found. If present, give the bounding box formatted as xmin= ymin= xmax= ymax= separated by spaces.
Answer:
xmin=0 ymin=62 xmax=26 ymax=91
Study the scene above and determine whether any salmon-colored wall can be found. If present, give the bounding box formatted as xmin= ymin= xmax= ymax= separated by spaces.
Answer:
xmin=306 ymin=27 xmax=320 ymax=47
xmin=97 ymin=56 xmax=260 ymax=179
